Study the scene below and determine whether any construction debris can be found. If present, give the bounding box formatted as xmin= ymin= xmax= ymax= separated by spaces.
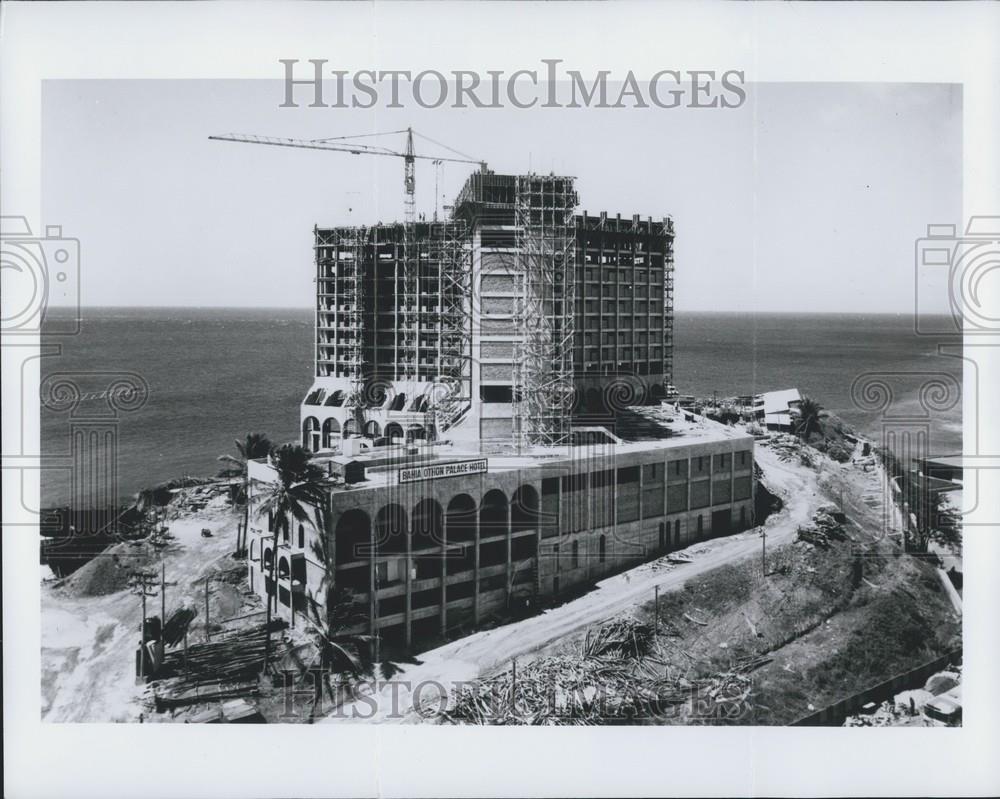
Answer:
xmin=147 ymin=623 xmax=288 ymax=712
xmin=161 ymin=607 xmax=197 ymax=647
xmin=435 ymin=616 xmax=769 ymax=725
xmin=795 ymin=507 xmax=849 ymax=549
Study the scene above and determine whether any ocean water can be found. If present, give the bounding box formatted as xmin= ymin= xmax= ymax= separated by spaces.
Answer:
xmin=40 ymin=308 xmax=962 ymax=506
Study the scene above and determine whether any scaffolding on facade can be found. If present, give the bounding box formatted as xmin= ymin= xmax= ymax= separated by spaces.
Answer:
xmin=513 ymin=174 xmax=579 ymax=449
xmin=662 ymin=217 xmax=676 ymax=387
xmin=399 ymin=222 xmax=418 ymax=382
xmin=314 ymin=226 xmax=366 ymax=400
xmin=430 ymin=219 xmax=473 ymax=431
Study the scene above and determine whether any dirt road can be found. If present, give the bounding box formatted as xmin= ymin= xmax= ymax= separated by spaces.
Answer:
xmin=324 ymin=442 xmax=824 ymax=723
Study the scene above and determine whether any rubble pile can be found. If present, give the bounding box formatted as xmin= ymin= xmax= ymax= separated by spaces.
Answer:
xmin=843 ymin=700 xmax=903 ymax=727
xmin=166 ymin=482 xmax=231 ymax=516
xmin=436 ymin=617 xmax=769 ymax=725
xmin=796 ymin=506 xmax=849 ymax=549
xmin=765 ymin=434 xmax=804 ymax=462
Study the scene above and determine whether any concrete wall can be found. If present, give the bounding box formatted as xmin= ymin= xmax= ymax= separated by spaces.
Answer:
xmin=245 ymin=434 xmax=754 ymax=652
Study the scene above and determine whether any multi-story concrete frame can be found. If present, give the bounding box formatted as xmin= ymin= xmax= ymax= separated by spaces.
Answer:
xmin=453 ymin=172 xmax=676 ymax=442
xmin=302 ymin=221 xmax=471 ymax=449
xmin=247 ymin=413 xmax=754 ymax=652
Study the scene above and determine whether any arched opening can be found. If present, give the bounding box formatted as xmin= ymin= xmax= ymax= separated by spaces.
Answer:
xmin=298 ymin=523 xmax=305 ymax=549
xmin=389 ymin=393 xmax=407 ymax=412
xmin=263 ymin=547 xmax=273 ymax=571
xmin=277 ymin=556 xmax=290 ymax=580
xmin=384 ymin=422 xmax=404 ymax=441
xmin=479 ymin=489 xmax=508 ymax=568
xmin=335 ymin=508 xmax=371 ymax=566
xmin=364 ymin=420 xmax=381 ymax=438
xmin=250 ymin=538 xmax=259 ymax=562
xmin=375 ymin=503 xmax=408 ymax=555
xmin=480 ymin=490 xmax=508 ymax=537
xmin=650 ymin=383 xmax=666 ymax=402
xmin=280 ymin=515 xmax=290 ymax=544
xmin=412 ymin=498 xmax=443 ymax=551
xmin=412 ymin=498 xmax=444 ymax=580
xmin=343 ymin=418 xmax=359 ymax=438
xmin=511 ymin=485 xmax=540 ymax=532
xmin=302 ymin=416 xmax=321 ymax=452
xmin=322 ymin=417 xmax=341 ymax=449
xmin=446 ymin=494 xmax=476 ymax=576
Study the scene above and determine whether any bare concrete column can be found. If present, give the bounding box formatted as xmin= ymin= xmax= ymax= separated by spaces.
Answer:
xmin=473 ymin=506 xmax=481 ymax=625
xmin=404 ymin=525 xmax=413 ymax=650
xmin=505 ymin=500 xmax=513 ymax=606
xmin=637 ymin=464 xmax=645 ymax=563
xmin=686 ymin=458 xmax=693 ymax=544
xmin=440 ymin=511 xmax=448 ymax=637
xmin=731 ymin=454 xmax=738 ymax=529
xmin=368 ymin=524 xmax=377 ymax=637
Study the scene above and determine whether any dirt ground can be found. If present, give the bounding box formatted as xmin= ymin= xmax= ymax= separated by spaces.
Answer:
xmin=320 ymin=436 xmax=828 ymax=724
xmin=40 ymin=432 xmax=959 ymax=725
xmin=40 ymin=487 xmax=250 ymax=722
xmin=438 ymin=437 xmax=961 ymax=726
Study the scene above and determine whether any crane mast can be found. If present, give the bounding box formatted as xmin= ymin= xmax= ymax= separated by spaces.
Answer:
xmin=401 ymin=128 xmax=417 ymax=380
xmin=403 ymin=128 xmax=416 ymax=225
xmin=209 ymin=128 xmax=484 ymax=424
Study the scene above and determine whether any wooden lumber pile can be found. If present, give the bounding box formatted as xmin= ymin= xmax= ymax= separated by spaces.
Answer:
xmin=150 ymin=623 xmax=288 ymax=711
xmin=582 ymin=618 xmax=654 ymax=660
xmin=161 ymin=607 xmax=197 ymax=647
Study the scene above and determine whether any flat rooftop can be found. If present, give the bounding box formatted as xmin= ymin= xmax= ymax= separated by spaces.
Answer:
xmin=249 ymin=409 xmax=751 ymax=494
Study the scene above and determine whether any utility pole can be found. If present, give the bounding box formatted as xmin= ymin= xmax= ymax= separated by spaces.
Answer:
xmin=761 ymin=526 xmax=767 ymax=576
xmin=160 ymin=562 xmax=166 ymax=630
xmin=128 ymin=570 xmax=158 ymax=680
xmin=205 ymin=575 xmax=211 ymax=642
xmin=654 ymin=585 xmax=660 ymax=635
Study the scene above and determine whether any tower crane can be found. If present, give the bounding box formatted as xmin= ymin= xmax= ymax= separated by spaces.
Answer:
xmin=209 ymin=128 xmax=484 ymax=433
xmin=208 ymin=127 xmax=486 ymax=223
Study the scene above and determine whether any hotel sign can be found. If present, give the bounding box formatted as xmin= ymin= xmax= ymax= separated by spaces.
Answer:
xmin=399 ymin=458 xmax=489 ymax=484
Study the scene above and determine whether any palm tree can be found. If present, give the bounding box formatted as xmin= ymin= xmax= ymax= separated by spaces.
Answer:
xmin=301 ymin=515 xmax=376 ymax=718
xmin=218 ymin=432 xmax=272 ymax=556
xmin=794 ymin=396 xmax=824 ymax=442
xmin=254 ymin=443 xmax=329 ymax=671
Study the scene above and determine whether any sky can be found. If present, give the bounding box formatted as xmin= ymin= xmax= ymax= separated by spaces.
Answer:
xmin=41 ymin=80 xmax=961 ymax=313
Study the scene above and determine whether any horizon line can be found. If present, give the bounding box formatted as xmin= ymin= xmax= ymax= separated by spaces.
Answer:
xmin=50 ymin=305 xmax=932 ymax=317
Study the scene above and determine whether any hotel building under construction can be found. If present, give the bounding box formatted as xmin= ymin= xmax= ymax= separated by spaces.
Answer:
xmin=246 ymin=170 xmax=754 ymax=651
